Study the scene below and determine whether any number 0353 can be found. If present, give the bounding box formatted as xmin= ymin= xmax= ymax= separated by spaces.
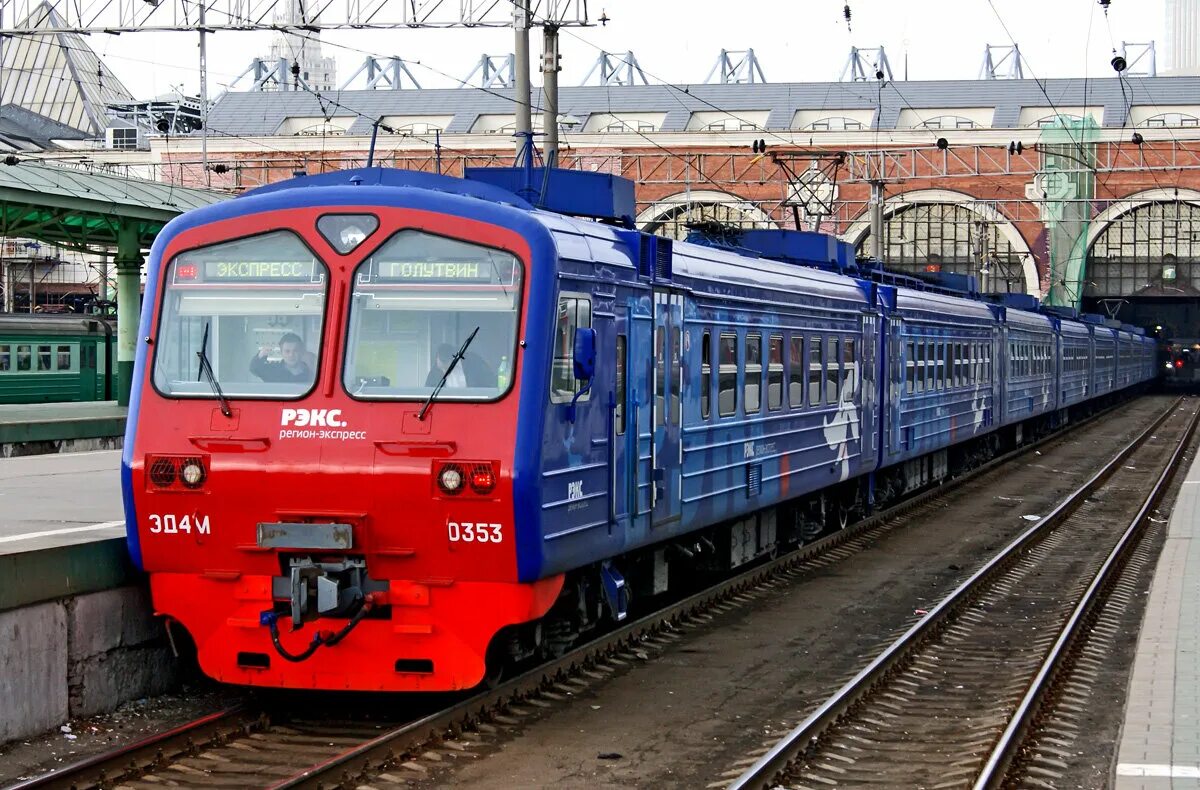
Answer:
xmin=447 ymin=521 xmax=503 ymax=543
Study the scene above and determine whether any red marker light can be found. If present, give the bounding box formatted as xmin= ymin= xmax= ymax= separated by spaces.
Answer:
xmin=924 ymin=264 xmax=941 ymax=273
xmin=469 ymin=464 xmax=497 ymax=495
xmin=1176 ymin=359 xmax=1184 ymax=368
xmin=177 ymin=263 xmax=198 ymax=280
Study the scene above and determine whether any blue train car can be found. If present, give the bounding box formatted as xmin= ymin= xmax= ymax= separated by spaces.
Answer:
xmin=881 ymin=289 xmax=996 ymax=496
xmin=1058 ymin=317 xmax=1093 ymax=407
xmin=1000 ymin=307 xmax=1057 ymax=426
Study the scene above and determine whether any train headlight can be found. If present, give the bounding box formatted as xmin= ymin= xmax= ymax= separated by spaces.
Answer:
xmin=180 ymin=458 xmax=206 ymax=488
xmin=438 ymin=464 xmax=464 ymax=495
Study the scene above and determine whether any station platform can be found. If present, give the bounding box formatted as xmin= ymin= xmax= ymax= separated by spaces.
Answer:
xmin=0 ymin=449 xmax=130 ymax=611
xmin=1116 ymin=453 xmax=1200 ymax=787
xmin=0 ymin=400 xmax=127 ymax=457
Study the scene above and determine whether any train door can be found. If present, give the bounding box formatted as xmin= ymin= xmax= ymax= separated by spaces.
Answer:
xmin=651 ymin=289 xmax=683 ymax=527
xmin=859 ymin=311 xmax=879 ymax=468
xmin=611 ymin=305 xmax=632 ymax=531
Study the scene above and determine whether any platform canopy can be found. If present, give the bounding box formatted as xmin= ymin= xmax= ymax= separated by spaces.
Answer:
xmin=0 ymin=162 xmax=227 ymax=254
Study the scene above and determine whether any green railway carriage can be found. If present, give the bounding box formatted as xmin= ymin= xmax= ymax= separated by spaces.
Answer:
xmin=0 ymin=314 xmax=115 ymax=403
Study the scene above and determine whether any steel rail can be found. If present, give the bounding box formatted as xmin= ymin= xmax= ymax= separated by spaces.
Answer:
xmin=6 ymin=705 xmax=255 ymax=790
xmin=728 ymin=396 xmax=1185 ymax=790
xmin=973 ymin=400 xmax=1200 ymax=789
xmin=6 ymin=394 xmax=1159 ymax=790
xmin=271 ymin=396 xmax=1167 ymax=790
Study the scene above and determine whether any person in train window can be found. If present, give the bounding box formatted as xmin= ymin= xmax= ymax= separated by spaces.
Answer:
xmin=250 ymin=332 xmax=315 ymax=384
xmin=425 ymin=342 xmax=494 ymax=388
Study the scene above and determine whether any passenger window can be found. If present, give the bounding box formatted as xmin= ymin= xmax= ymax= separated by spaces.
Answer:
xmin=809 ymin=336 xmax=823 ymax=405
xmin=916 ymin=342 xmax=926 ymax=393
xmin=906 ymin=341 xmax=915 ymax=394
xmin=745 ymin=334 xmax=762 ymax=414
xmin=718 ymin=333 xmax=738 ymax=417
xmin=842 ymin=339 xmax=856 ymax=401
xmin=671 ymin=326 xmax=681 ymax=426
xmin=701 ymin=331 xmax=711 ymax=420
xmin=0 ymin=344 xmax=9 ymax=372
xmin=17 ymin=345 xmax=31 ymax=371
xmin=655 ymin=327 xmax=666 ymax=426
xmin=826 ymin=337 xmax=840 ymax=404
xmin=56 ymin=345 xmax=73 ymax=371
xmin=768 ymin=335 xmax=784 ymax=411
xmin=789 ymin=337 xmax=804 ymax=407
xmin=947 ymin=343 xmax=956 ymax=388
xmin=616 ymin=335 xmax=627 ymax=435
xmin=37 ymin=345 xmax=52 ymax=372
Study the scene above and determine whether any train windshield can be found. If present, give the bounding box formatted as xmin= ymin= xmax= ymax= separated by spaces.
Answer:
xmin=343 ymin=230 xmax=523 ymax=400
xmin=152 ymin=231 xmax=328 ymax=399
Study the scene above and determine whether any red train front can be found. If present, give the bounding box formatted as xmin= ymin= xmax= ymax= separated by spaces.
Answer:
xmin=122 ymin=171 xmax=563 ymax=691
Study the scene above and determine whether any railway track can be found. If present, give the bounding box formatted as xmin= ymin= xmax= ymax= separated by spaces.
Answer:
xmin=7 ymin=396 xmax=1172 ymax=790
xmin=729 ymin=396 xmax=1199 ymax=790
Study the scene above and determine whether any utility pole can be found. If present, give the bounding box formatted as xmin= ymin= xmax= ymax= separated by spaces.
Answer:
xmin=542 ymin=23 xmax=561 ymax=167
xmin=513 ymin=0 xmax=532 ymax=163
xmin=869 ymin=180 xmax=885 ymax=261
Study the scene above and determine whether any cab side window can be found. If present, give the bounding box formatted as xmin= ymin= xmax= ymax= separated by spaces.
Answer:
xmin=551 ymin=295 xmax=591 ymax=403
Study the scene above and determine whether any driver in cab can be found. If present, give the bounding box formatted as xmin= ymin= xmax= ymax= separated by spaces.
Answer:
xmin=251 ymin=332 xmax=315 ymax=384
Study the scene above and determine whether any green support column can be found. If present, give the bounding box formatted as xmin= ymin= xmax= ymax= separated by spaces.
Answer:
xmin=115 ymin=221 xmax=144 ymax=406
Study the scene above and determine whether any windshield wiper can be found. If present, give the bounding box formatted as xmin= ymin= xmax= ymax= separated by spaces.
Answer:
xmin=418 ymin=326 xmax=480 ymax=421
xmin=196 ymin=322 xmax=233 ymax=417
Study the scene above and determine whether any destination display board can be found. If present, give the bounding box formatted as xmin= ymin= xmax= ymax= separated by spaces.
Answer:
xmin=365 ymin=257 xmax=520 ymax=286
xmin=172 ymin=258 xmax=323 ymax=283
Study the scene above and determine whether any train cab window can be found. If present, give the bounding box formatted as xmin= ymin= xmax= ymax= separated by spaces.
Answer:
xmin=789 ymin=337 xmax=804 ymax=407
xmin=16 ymin=345 xmax=30 ymax=372
xmin=745 ymin=334 xmax=762 ymax=414
xmin=842 ymin=339 xmax=856 ymax=401
xmin=342 ymin=230 xmax=524 ymax=403
xmin=826 ymin=337 xmax=840 ymax=404
xmin=154 ymin=231 xmax=328 ymax=400
xmin=718 ymin=333 xmax=738 ymax=417
xmin=809 ymin=337 xmax=823 ymax=406
xmin=701 ymin=331 xmax=711 ymax=420
xmin=616 ymin=334 xmax=627 ymax=434
xmin=768 ymin=335 xmax=784 ymax=411
xmin=905 ymin=341 xmax=915 ymax=394
xmin=56 ymin=345 xmax=73 ymax=371
xmin=0 ymin=345 xmax=9 ymax=372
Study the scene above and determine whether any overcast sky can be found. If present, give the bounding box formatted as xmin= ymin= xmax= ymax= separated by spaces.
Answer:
xmin=97 ymin=0 xmax=1170 ymax=99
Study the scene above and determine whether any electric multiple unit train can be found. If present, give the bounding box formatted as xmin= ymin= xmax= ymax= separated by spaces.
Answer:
xmin=122 ymin=167 xmax=1156 ymax=691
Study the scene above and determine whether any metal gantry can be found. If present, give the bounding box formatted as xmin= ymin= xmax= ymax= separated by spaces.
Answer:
xmin=841 ymin=46 xmax=892 ymax=82
xmin=0 ymin=0 xmax=591 ymax=33
xmin=705 ymin=49 xmax=767 ymax=84
xmin=579 ymin=51 xmax=649 ymax=87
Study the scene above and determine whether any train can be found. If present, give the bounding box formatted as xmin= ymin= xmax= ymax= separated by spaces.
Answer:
xmin=121 ymin=167 xmax=1157 ymax=692
xmin=0 ymin=313 xmax=115 ymax=403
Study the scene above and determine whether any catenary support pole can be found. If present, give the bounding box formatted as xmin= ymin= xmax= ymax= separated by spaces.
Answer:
xmin=542 ymin=23 xmax=560 ymax=167
xmin=513 ymin=0 xmax=532 ymax=163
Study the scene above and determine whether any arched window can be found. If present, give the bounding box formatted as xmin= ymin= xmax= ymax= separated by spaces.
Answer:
xmin=1086 ymin=201 xmax=1200 ymax=297
xmin=857 ymin=203 xmax=1027 ymax=293
xmin=917 ymin=115 xmax=978 ymax=130
xmin=1140 ymin=112 xmax=1200 ymax=128
xmin=803 ymin=117 xmax=865 ymax=131
xmin=388 ymin=123 xmax=444 ymax=136
xmin=642 ymin=201 xmax=776 ymax=241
